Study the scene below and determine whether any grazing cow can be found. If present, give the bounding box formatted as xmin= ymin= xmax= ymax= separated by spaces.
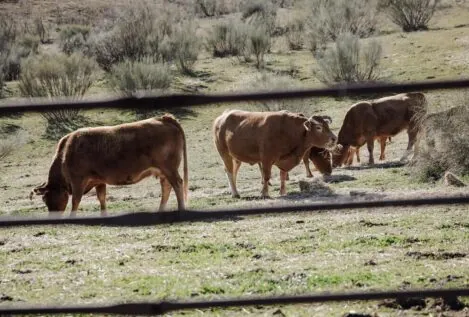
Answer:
xmin=213 ymin=110 xmax=337 ymax=198
xmin=302 ymin=146 xmax=333 ymax=177
xmin=30 ymin=114 xmax=188 ymax=216
xmin=333 ymin=92 xmax=427 ymax=167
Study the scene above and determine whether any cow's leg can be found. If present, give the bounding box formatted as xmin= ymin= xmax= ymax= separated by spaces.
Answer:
xmin=356 ymin=146 xmax=361 ymax=163
xmin=221 ymin=154 xmax=240 ymax=198
xmin=163 ymin=169 xmax=185 ymax=212
xmin=232 ymin=159 xmax=242 ymax=188
xmin=379 ymin=137 xmax=387 ymax=161
xmin=366 ymin=138 xmax=375 ymax=165
xmin=260 ymin=161 xmax=273 ymax=198
xmin=258 ymin=163 xmax=273 ymax=186
xmin=279 ymin=170 xmax=288 ymax=196
xmin=95 ymin=184 xmax=107 ymax=216
xmin=345 ymin=148 xmax=354 ymax=166
xmin=401 ymin=128 xmax=418 ymax=162
xmin=158 ymin=176 xmax=172 ymax=211
xmin=70 ymin=179 xmax=85 ymax=217
xmin=303 ymin=151 xmax=313 ymax=178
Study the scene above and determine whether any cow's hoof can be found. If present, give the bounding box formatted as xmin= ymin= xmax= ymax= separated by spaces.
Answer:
xmin=232 ymin=193 xmax=241 ymax=199
xmin=306 ymin=174 xmax=313 ymax=178
xmin=261 ymin=195 xmax=271 ymax=199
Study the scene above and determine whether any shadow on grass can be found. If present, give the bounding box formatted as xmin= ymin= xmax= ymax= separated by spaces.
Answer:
xmin=341 ymin=161 xmax=407 ymax=171
xmin=134 ymin=107 xmax=199 ymax=121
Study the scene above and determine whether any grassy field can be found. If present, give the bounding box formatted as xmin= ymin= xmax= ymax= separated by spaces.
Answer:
xmin=2 ymin=1 xmax=469 ymax=316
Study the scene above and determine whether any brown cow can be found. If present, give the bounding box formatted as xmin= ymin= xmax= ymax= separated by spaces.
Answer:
xmin=213 ymin=110 xmax=337 ymax=198
xmin=30 ymin=114 xmax=188 ymax=216
xmin=333 ymin=92 xmax=427 ymax=167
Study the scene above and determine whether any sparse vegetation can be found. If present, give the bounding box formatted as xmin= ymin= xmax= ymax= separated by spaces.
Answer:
xmin=171 ymin=21 xmax=201 ymax=75
xmin=248 ymin=26 xmax=271 ymax=69
xmin=109 ymin=59 xmax=172 ymax=96
xmin=412 ymin=96 xmax=469 ymax=182
xmin=383 ymin=0 xmax=441 ymax=32
xmin=18 ymin=53 xmax=97 ymax=133
xmin=242 ymin=0 xmax=277 ymax=36
xmin=285 ymin=15 xmax=305 ymax=50
xmin=304 ymin=0 xmax=379 ymax=53
xmin=0 ymin=130 xmax=28 ymax=160
xmin=206 ymin=19 xmax=249 ymax=58
xmin=59 ymin=24 xmax=91 ymax=55
xmin=314 ymin=33 xmax=382 ymax=85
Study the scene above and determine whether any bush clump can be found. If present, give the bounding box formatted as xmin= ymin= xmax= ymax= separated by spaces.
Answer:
xmin=314 ymin=33 xmax=382 ymax=85
xmin=59 ymin=24 xmax=91 ymax=55
xmin=206 ymin=19 xmax=250 ymax=58
xmin=285 ymin=16 xmax=305 ymax=50
xmin=412 ymin=100 xmax=469 ymax=182
xmin=109 ymin=60 xmax=172 ymax=96
xmin=0 ymin=130 xmax=29 ymax=161
xmin=249 ymin=26 xmax=271 ymax=69
xmin=382 ymin=0 xmax=440 ymax=32
xmin=241 ymin=0 xmax=277 ymax=36
xmin=170 ymin=21 xmax=201 ymax=75
xmin=304 ymin=0 xmax=378 ymax=53
xmin=18 ymin=53 xmax=98 ymax=133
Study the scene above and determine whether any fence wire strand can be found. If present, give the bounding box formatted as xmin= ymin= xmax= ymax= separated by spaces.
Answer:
xmin=1 ymin=288 xmax=469 ymax=315
xmin=1 ymin=195 xmax=469 ymax=227
xmin=1 ymin=78 xmax=469 ymax=113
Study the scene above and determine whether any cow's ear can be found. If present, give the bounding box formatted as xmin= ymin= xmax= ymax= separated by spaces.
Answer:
xmin=30 ymin=182 xmax=47 ymax=200
xmin=321 ymin=115 xmax=333 ymax=124
xmin=304 ymin=118 xmax=320 ymax=131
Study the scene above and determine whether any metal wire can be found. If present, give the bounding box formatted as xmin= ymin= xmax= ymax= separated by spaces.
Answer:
xmin=1 ymin=195 xmax=469 ymax=227
xmin=1 ymin=288 xmax=468 ymax=315
xmin=1 ymin=78 xmax=469 ymax=114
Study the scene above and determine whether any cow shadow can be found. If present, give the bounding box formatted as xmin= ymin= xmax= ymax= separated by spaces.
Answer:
xmin=341 ymin=161 xmax=407 ymax=171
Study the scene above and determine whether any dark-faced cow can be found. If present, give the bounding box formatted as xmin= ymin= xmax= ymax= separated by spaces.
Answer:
xmin=213 ymin=110 xmax=337 ymax=198
xmin=30 ymin=114 xmax=188 ymax=216
xmin=333 ymin=92 xmax=427 ymax=167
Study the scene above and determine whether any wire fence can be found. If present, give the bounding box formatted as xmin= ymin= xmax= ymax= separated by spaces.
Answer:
xmin=2 ymin=78 xmax=469 ymax=315
xmin=1 ymin=288 xmax=469 ymax=315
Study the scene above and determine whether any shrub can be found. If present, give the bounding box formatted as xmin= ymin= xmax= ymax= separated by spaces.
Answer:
xmin=249 ymin=26 xmax=271 ymax=69
xmin=195 ymin=0 xmax=233 ymax=17
xmin=206 ymin=19 xmax=250 ymax=58
xmin=304 ymin=0 xmax=378 ymax=52
xmin=2 ymin=35 xmax=40 ymax=81
xmin=18 ymin=53 xmax=98 ymax=132
xmin=285 ymin=16 xmax=305 ymax=50
xmin=87 ymin=1 xmax=183 ymax=71
xmin=0 ymin=14 xmax=17 ymax=53
xmin=171 ymin=21 xmax=200 ymax=75
xmin=314 ymin=33 xmax=382 ymax=85
xmin=242 ymin=0 xmax=277 ymax=36
xmin=0 ymin=130 xmax=28 ymax=161
xmin=109 ymin=60 xmax=172 ymax=96
xmin=383 ymin=0 xmax=440 ymax=32
xmin=33 ymin=17 xmax=50 ymax=44
xmin=412 ymin=93 xmax=469 ymax=182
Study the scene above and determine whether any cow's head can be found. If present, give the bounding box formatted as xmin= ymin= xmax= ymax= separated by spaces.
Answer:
xmin=303 ymin=116 xmax=337 ymax=150
xmin=331 ymin=144 xmax=350 ymax=168
xmin=30 ymin=182 xmax=69 ymax=212
xmin=309 ymin=147 xmax=332 ymax=176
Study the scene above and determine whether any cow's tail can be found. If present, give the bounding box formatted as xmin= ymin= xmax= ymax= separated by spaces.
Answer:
xmin=161 ymin=114 xmax=188 ymax=203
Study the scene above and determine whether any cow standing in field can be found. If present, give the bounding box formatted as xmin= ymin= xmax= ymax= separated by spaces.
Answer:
xmin=30 ymin=114 xmax=188 ymax=216
xmin=333 ymin=92 xmax=427 ymax=167
xmin=213 ymin=110 xmax=337 ymax=198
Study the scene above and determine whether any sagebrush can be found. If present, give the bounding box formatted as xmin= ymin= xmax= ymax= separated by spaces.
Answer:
xmin=303 ymin=0 xmax=379 ymax=53
xmin=383 ymin=0 xmax=440 ymax=32
xmin=18 ymin=53 xmax=97 ymax=133
xmin=314 ymin=33 xmax=382 ymax=85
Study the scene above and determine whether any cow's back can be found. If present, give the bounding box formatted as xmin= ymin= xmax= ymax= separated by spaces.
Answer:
xmin=62 ymin=118 xmax=184 ymax=180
